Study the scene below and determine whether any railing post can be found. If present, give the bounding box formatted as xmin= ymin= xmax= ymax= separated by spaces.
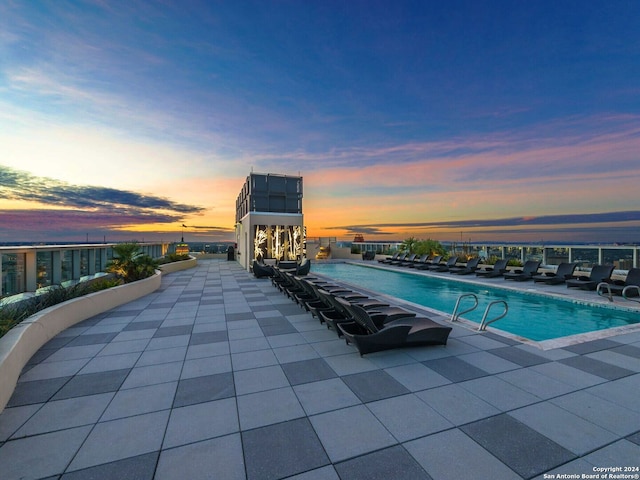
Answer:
xmin=52 ymin=250 xmax=62 ymax=285
xmin=25 ymin=250 xmax=37 ymax=292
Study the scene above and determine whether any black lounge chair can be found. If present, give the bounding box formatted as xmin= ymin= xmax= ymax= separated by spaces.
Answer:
xmin=532 ymin=262 xmax=578 ymax=285
xmin=598 ymin=268 xmax=640 ymax=298
xmin=566 ymin=264 xmax=614 ymax=290
xmin=503 ymin=260 xmax=541 ymax=281
xmin=449 ymin=257 xmax=481 ymax=275
xmin=476 ymin=259 xmax=509 ymax=278
xmin=252 ymin=260 xmax=274 ymax=278
xmin=415 ymin=255 xmax=442 ymax=270
xmin=407 ymin=254 xmax=429 ymax=268
xmin=398 ymin=253 xmax=418 ymax=267
xmin=336 ymin=301 xmax=452 ymax=356
xmin=296 ymin=258 xmax=311 ymax=275
xmin=388 ymin=253 xmax=409 ymax=265
xmin=362 ymin=251 xmax=376 ymax=260
xmin=429 ymin=256 xmax=459 ymax=272
xmin=378 ymin=252 xmax=400 ymax=264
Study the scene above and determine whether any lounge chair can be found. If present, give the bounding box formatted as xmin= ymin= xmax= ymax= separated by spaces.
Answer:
xmin=532 ymin=262 xmax=578 ymax=285
xmin=415 ymin=255 xmax=442 ymax=270
xmin=597 ymin=268 xmax=640 ymax=298
xmin=503 ymin=260 xmax=541 ymax=281
xmin=407 ymin=254 xmax=429 ymax=268
xmin=252 ymin=260 xmax=274 ymax=278
xmin=398 ymin=253 xmax=418 ymax=267
xmin=449 ymin=257 xmax=481 ymax=275
xmin=378 ymin=252 xmax=400 ymax=264
xmin=388 ymin=253 xmax=409 ymax=265
xmin=428 ymin=256 xmax=459 ymax=272
xmin=566 ymin=264 xmax=614 ymax=290
xmin=475 ymin=259 xmax=509 ymax=278
xmin=296 ymin=258 xmax=311 ymax=275
xmin=336 ymin=301 xmax=452 ymax=356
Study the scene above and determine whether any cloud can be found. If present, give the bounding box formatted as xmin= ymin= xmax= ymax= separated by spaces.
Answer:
xmin=0 ymin=165 xmax=205 ymax=215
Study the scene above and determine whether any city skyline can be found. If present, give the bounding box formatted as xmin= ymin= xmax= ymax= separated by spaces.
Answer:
xmin=1 ymin=1 xmax=639 ymax=244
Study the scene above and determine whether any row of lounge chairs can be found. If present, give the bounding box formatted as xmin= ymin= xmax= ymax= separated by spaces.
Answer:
xmin=377 ymin=253 xmax=640 ymax=297
xmin=268 ymin=266 xmax=452 ymax=356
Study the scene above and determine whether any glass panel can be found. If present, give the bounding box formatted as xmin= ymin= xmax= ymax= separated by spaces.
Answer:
xmin=36 ymin=251 xmax=53 ymax=289
xmin=80 ymin=250 xmax=89 ymax=276
xmin=504 ymin=246 xmax=522 ymax=261
xmin=602 ymin=248 xmax=634 ymax=270
xmin=2 ymin=253 xmax=26 ymax=295
xmin=61 ymin=250 xmax=74 ymax=282
xmin=545 ymin=247 xmax=569 ymax=265
xmin=524 ymin=247 xmax=543 ymax=262
xmin=571 ymin=248 xmax=598 ymax=268
xmin=95 ymin=249 xmax=103 ymax=272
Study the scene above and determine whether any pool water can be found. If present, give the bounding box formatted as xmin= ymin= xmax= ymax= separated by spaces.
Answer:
xmin=310 ymin=262 xmax=639 ymax=341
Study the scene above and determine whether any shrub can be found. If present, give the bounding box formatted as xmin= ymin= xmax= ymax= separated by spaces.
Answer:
xmin=158 ymin=253 xmax=191 ymax=265
xmin=107 ymin=243 xmax=159 ymax=283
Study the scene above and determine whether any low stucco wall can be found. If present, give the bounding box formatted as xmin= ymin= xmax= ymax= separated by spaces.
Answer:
xmin=158 ymin=256 xmax=197 ymax=274
xmin=0 ymin=270 xmax=162 ymax=413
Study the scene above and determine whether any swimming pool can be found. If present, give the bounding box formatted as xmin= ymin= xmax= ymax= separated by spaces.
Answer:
xmin=310 ymin=262 xmax=640 ymax=342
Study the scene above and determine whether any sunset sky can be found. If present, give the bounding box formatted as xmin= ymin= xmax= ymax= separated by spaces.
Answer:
xmin=1 ymin=1 xmax=639 ymax=244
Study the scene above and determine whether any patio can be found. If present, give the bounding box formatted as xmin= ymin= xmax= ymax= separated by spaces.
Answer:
xmin=0 ymin=259 xmax=638 ymax=479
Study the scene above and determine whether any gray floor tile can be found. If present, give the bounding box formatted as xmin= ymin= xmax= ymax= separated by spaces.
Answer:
xmin=189 ymin=330 xmax=228 ymax=345
xmin=8 ymin=376 xmax=71 ymax=407
xmin=498 ymin=367 xmax=576 ymax=399
xmin=458 ymin=350 xmax=522 ymax=374
xmin=19 ymin=358 xmax=89 ymax=382
xmin=122 ymin=320 xmax=163 ymax=331
xmin=121 ymin=361 xmax=183 ymax=389
xmin=0 ymin=425 xmax=92 ymax=480
xmin=153 ymin=325 xmax=193 ymax=338
xmin=415 ymin=384 xmax=501 ymax=426
xmin=368 ymin=393 xmax=452 ymax=442
xmin=551 ymin=390 xmax=640 ymax=437
xmin=293 ymin=378 xmax=362 ymax=415
xmin=383 ymin=362 xmax=451 ymax=392
xmin=136 ymin=346 xmax=187 ymax=366
xmin=286 ymin=465 xmax=340 ymax=480
xmin=242 ymin=417 xmax=330 ymax=480
xmin=405 ymin=428 xmax=521 ymax=480
xmin=52 ymin=369 xmax=130 ymax=400
xmin=185 ymin=342 xmax=230 ymax=359
xmin=100 ymin=382 xmax=177 ymax=421
xmin=43 ymin=344 xmax=105 ymax=363
xmin=65 ymin=333 xmax=118 ymax=347
xmin=13 ymin=392 xmax=113 ymax=438
xmin=564 ymin=339 xmax=623 ymax=354
xmin=281 ymin=358 xmax=337 ymax=385
xmin=458 ymin=375 xmax=540 ymax=411
xmin=173 ymin=372 xmax=235 ymax=407
xmin=335 ymin=445 xmax=431 ymax=480
xmin=229 ymin=336 xmax=272 ymax=353
xmin=582 ymin=439 xmax=640 ymax=468
xmin=323 ymin=352 xmax=379 ymax=375
xmin=61 ymin=451 xmax=158 ymax=480
xmin=559 ymin=354 xmax=634 ymax=380
xmin=78 ymin=352 xmax=140 ymax=375
xmin=586 ymin=374 xmax=640 ymax=413
xmin=510 ymin=402 xmax=619 ymax=455
xmin=342 ymin=369 xmax=409 ymax=403
xmin=157 ymin=434 xmax=246 ymax=480
xmin=97 ymin=339 xmax=150 ymax=356
xmin=145 ymin=335 xmax=190 ymax=350
xmin=0 ymin=404 xmax=42 ymax=441
xmin=231 ymin=349 xmax=279 ymax=371
xmin=69 ymin=411 xmax=169 ymax=472
xmin=309 ymin=405 xmax=397 ymax=463
xmin=233 ymin=365 xmax=289 ymax=395
xmin=261 ymin=321 xmax=298 ymax=336
xmin=163 ymin=397 xmax=238 ymax=448
xmin=488 ymin=346 xmax=551 ymax=366
xmin=237 ymin=386 xmax=305 ymax=430
xmin=461 ymin=413 xmax=576 ymax=478
xmin=422 ymin=356 xmax=489 ymax=383
xmin=588 ymin=350 xmax=640 ymax=372
xmin=180 ymin=354 xmax=232 ymax=379
xmin=273 ymin=344 xmax=320 ymax=363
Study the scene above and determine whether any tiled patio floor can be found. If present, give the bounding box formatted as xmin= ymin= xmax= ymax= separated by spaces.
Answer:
xmin=0 ymin=259 xmax=639 ymax=479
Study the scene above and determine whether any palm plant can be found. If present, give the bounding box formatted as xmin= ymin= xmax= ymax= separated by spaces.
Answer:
xmin=107 ymin=243 xmax=159 ymax=283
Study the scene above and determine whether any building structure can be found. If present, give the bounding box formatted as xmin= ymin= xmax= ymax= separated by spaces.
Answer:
xmin=234 ymin=173 xmax=304 ymax=271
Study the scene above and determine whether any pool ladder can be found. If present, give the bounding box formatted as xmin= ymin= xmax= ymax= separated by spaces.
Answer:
xmin=451 ymin=293 xmax=509 ymax=331
xmin=596 ymin=282 xmax=640 ymax=304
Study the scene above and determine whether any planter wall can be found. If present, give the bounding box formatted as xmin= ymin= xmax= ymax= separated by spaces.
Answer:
xmin=0 ymin=270 xmax=162 ymax=413
xmin=158 ymin=256 xmax=197 ymax=274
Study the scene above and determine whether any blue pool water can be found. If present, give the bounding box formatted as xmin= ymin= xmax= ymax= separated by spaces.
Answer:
xmin=310 ymin=262 xmax=639 ymax=341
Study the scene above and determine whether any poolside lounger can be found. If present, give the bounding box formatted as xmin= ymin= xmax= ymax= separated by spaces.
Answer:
xmin=566 ymin=264 xmax=614 ymax=290
xmin=252 ymin=260 xmax=274 ymax=278
xmin=532 ymin=262 xmax=578 ymax=285
xmin=407 ymin=254 xmax=429 ymax=268
xmin=398 ymin=253 xmax=418 ymax=267
xmin=503 ymin=260 xmax=541 ymax=281
xmin=449 ymin=257 xmax=481 ymax=275
xmin=388 ymin=253 xmax=409 ymax=265
xmin=428 ymin=256 xmax=459 ymax=272
xmin=378 ymin=252 xmax=400 ymax=264
xmin=598 ymin=268 xmax=640 ymax=297
xmin=415 ymin=255 xmax=442 ymax=270
xmin=475 ymin=259 xmax=509 ymax=278
xmin=336 ymin=300 xmax=452 ymax=356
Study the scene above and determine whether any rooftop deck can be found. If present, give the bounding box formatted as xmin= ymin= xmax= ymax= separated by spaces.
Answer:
xmin=0 ymin=259 xmax=638 ymax=479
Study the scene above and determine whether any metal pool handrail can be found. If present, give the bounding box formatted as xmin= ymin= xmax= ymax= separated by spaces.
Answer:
xmin=451 ymin=293 xmax=478 ymax=322
xmin=478 ymin=300 xmax=509 ymax=331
